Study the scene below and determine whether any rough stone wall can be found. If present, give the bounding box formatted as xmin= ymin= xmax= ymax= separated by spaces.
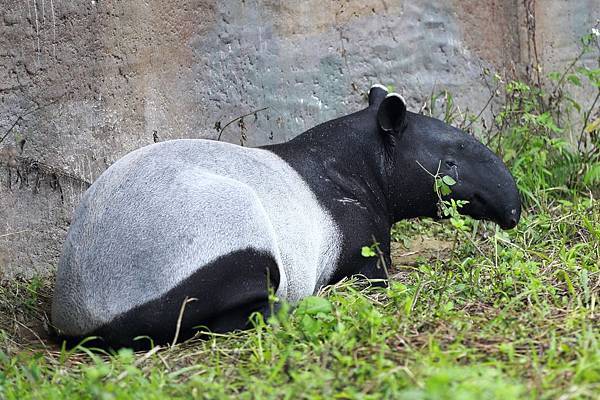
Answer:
xmin=0 ymin=0 xmax=598 ymax=278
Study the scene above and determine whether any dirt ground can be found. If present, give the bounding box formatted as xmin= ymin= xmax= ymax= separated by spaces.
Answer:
xmin=391 ymin=235 xmax=453 ymax=266
xmin=389 ymin=235 xmax=453 ymax=279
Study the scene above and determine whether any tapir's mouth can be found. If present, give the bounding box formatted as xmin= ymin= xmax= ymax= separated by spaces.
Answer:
xmin=499 ymin=208 xmax=520 ymax=230
xmin=460 ymin=193 xmax=520 ymax=230
xmin=460 ymin=193 xmax=486 ymax=220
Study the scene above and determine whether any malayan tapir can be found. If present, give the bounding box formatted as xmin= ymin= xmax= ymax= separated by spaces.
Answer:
xmin=51 ymin=85 xmax=521 ymax=349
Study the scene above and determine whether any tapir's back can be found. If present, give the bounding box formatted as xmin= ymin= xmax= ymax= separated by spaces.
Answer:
xmin=52 ymin=139 xmax=340 ymax=337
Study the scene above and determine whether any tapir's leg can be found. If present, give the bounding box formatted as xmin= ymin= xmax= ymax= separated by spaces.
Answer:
xmin=206 ymin=300 xmax=281 ymax=333
xmin=85 ymin=249 xmax=280 ymax=350
xmin=354 ymin=258 xmax=390 ymax=287
xmin=354 ymin=239 xmax=392 ymax=287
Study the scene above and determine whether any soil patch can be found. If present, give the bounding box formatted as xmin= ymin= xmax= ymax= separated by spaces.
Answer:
xmin=390 ymin=235 xmax=453 ymax=266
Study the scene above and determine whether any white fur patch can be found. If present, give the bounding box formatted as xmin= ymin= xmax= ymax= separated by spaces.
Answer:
xmin=370 ymin=83 xmax=389 ymax=92
xmin=52 ymin=139 xmax=342 ymax=335
xmin=385 ymin=92 xmax=407 ymax=105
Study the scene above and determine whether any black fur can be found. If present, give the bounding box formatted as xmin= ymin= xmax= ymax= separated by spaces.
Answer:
xmin=55 ymin=249 xmax=279 ymax=351
xmin=264 ymin=87 xmax=520 ymax=287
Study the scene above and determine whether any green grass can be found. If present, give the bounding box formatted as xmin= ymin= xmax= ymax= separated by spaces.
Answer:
xmin=0 ymin=193 xmax=598 ymax=399
xmin=1 ymin=30 xmax=599 ymax=399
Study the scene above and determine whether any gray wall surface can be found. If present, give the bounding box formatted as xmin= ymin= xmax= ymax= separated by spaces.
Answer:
xmin=1 ymin=0 xmax=599 ymax=278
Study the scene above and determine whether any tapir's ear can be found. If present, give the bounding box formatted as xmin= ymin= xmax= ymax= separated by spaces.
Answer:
xmin=377 ymin=93 xmax=407 ymax=135
xmin=369 ymin=84 xmax=389 ymax=107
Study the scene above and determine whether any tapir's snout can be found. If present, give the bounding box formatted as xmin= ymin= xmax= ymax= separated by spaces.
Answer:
xmin=499 ymin=205 xmax=520 ymax=230
xmin=459 ymin=182 xmax=521 ymax=230
xmin=489 ymin=160 xmax=521 ymax=230
xmin=445 ymin=141 xmax=522 ymax=230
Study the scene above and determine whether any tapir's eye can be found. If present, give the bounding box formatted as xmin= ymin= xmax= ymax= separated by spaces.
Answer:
xmin=445 ymin=160 xmax=456 ymax=168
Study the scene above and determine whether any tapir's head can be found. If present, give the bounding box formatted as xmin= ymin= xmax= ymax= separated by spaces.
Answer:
xmin=369 ymin=85 xmax=521 ymax=229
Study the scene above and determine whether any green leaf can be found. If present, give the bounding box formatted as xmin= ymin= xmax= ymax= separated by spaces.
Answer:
xmin=558 ymin=270 xmax=575 ymax=296
xmin=564 ymin=96 xmax=582 ymax=112
xmin=450 ymin=217 xmax=465 ymax=230
xmin=442 ymin=175 xmax=457 ymax=186
xmin=583 ymin=163 xmax=600 ymax=185
xmin=581 ymin=215 xmax=600 ymax=240
xmin=566 ymin=74 xmax=582 ymax=86
xmin=577 ymin=67 xmax=600 ymax=85
xmin=580 ymin=269 xmax=590 ymax=304
xmin=361 ymin=246 xmax=377 ymax=258
xmin=296 ymin=296 xmax=332 ymax=316
xmin=440 ymin=183 xmax=452 ymax=196
xmin=548 ymin=71 xmax=561 ymax=81
xmin=455 ymin=199 xmax=469 ymax=208
xmin=300 ymin=314 xmax=319 ymax=336
xmin=584 ymin=117 xmax=600 ymax=133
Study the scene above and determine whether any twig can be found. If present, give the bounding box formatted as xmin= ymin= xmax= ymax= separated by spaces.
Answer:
xmin=578 ymin=89 xmax=600 ymax=153
xmin=397 ymin=251 xmax=418 ymax=258
xmin=13 ymin=155 xmax=92 ymax=187
xmin=409 ymin=278 xmax=424 ymax=315
xmin=14 ymin=319 xmax=51 ymax=356
xmin=0 ymin=230 xmax=30 ymax=239
xmin=0 ymin=96 xmax=63 ymax=145
xmin=370 ymin=234 xmax=389 ymax=279
xmin=156 ymin=352 xmax=171 ymax=370
xmin=216 ymin=107 xmax=268 ymax=141
xmin=416 ymin=160 xmax=444 ymax=210
xmin=434 ymin=268 xmax=451 ymax=311
xmin=553 ymin=48 xmax=587 ymax=97
xmin=463 ymin=81 xmax=501 ymax=131
xmin=415 ymin=159 xmax=441 ymax=178
xmin=115 ymin=346 xmax=161 ymax=381
xmin=171 ymin=296 xmax=197 ymax=347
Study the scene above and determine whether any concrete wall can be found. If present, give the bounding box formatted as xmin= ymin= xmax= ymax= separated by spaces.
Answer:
xmin=1 ymin=0 xmax=598 ymax=278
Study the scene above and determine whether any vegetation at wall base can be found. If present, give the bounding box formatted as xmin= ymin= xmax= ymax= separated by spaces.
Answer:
xmin=0 ymin=32 xmax=599 ymax=400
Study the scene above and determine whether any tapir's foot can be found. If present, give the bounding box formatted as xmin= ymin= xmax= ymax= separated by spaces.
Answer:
xmin=207 ymin=299 xmax=281 ymax=333
xmin=353 ymin=258 xmax=391 ymax=288
xmin=53 ymin=249 xmax=280 ymax=351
